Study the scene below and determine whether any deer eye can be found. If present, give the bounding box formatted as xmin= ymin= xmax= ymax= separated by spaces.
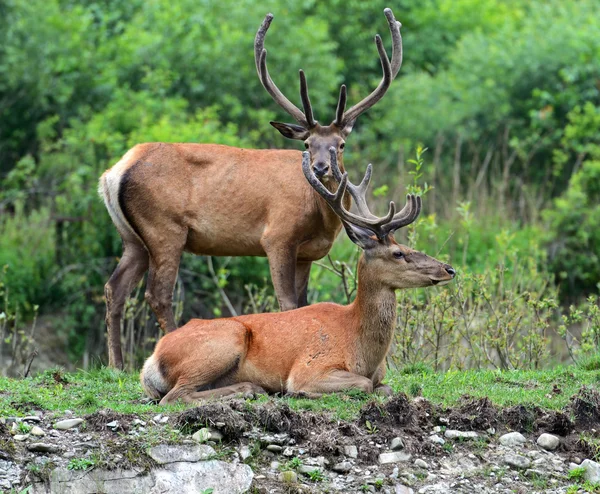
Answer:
xmin=304 ymin=142 xmax=309 ymax=149
xmin=393 ymin=251 xmax=404 ymax=260
xmin=340 ymin=142 xmax=345 ymax=150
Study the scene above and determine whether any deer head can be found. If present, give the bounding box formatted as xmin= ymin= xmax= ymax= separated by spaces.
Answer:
xmin=255 ymin=9 xmax=403 ymax=180
xmin=303 ymin=148 xmax=456 ymax=289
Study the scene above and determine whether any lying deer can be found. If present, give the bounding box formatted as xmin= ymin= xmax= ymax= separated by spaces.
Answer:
xmin=100 ymin=9 xmax=403 ymax=369
xmin=140 ymin=149 xmax=455 ymax=402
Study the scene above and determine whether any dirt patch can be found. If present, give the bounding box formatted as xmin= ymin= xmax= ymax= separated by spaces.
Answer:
xmin=533 ymin=410 xmax=573 ymax=436
xmin=571 ymin=386 xmax=600 ymax=427
xmin=176 ymin=401 xmax=250 ymax=439
xmin=359 ymin=393 xmax=416 ymax=429
xmin=446 ymin=396 xmax=499 ymax=431
xmin=500 ymin=404 xmax=541 ymax=432
xmin=0 ymin=422 xmax=14 ymax=460
xmin=85 ymin=409 xmax=136 ymax=433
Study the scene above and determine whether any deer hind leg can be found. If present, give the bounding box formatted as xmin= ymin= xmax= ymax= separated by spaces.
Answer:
xmin=295 ymin=260 xmax=312 ymax=308
xmin=105 ymin=240 xmax=149 ymax=369
xmin=291 ymin=370 xmax=374 ymax=397
xmin=263 ymin=241 xmax=298 ymax=312
xmin=145 ymin=237 xmax=186 ymax=332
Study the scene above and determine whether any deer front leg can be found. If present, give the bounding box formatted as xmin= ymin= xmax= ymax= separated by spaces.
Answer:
xmin=293 ymin=370 xmax=374 ymax=396
xmin=372 ymin=362 xmax=393 ymax=396
xmin=263 ymin=241 xmax=298 ymax=312
xmin=295 ymin=260 xmax=312 ymax=307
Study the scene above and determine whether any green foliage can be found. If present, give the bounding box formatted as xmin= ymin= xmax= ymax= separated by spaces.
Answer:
xmin=67 ymin=457 xmax=97 ymax=471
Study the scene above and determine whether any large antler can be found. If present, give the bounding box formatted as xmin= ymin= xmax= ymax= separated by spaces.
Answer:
xmin=303 ymin=149 xmax=421 ymax=239
xmin=333 ymin=8 xmax=403 ymax=128
xmin=255 ymin=14 xmax=316 ymax=129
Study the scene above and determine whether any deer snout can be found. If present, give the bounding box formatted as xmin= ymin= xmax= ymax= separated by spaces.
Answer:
xmin=313 ymin=161 xmax=329 ymax=178
xmin=444 ymin=265 xmax=456 ymax=278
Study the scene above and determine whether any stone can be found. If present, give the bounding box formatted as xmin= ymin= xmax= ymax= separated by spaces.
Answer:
xmin=30 ymin=461 xmax=253 ymax=494
xmin=504 ymin=454 xmax=531 ymax=470
xmin=159 ymin=416 xmax=169 ymax=424
xmin=239 ymin=445 xmax=252 ymax=461
xmin=414 ymin=459 xmax=429 ymax=469
xmin=148 ymin=444 xmax=215 ymax=465
xmin=192 ymin=428 xmax=211 ymax=443
xmin=30 ymin=426 xmax=45 ymax=437
xmin=429 ymin=434 xmax=445 ymax=445
xmin=266 ymin=444 xmax=283 ymax=453
xmin=536 ymin=433 xmax=560 ymax=451
xmin=13 ymin=434 xmax=29 ymax=441
xmin=395 ymin=486 xmax=414 ymax=494
xmin=379 ymin=452 xmax=412 ymax=464
xmin=22 ymin=416 xmax=41 ymax=423
xmin=208 ymin=429 xmax=223 ymax=441
xmin=390 ymin=437 xmax=404 ymax=450
xmin=444 ymin=430 xmax=478 ymax=440
xmin=0 ymin=460 xmax=21 ymax=491
xmin=27 ymin=443 xmax=61 ymax=453
xmin=499 ymin=432 xmax=526 ymax=448
xmin=283 ymin=447 xmax=294 ymax=457
xmin=54 ymin=419 xmax=83 ymax=430
xmin=106 ymin=421 xmax=119 ymax=429
xmin=332 ymin=461 xmax=353 ymax=473
xmin=132 ymin=419 xmax=146 ymax=426
xmin=270 ymin=461 xmax=280 ymax=470
xmin=279 ymin=471 xmax=298 ymax=483
xmin=344 ymin=445 xmax=358 ymax=458
xmin=298 ymin=465 xmax=321 ymax=474
xmin=580 ymin=459 xmax=600 ymax=483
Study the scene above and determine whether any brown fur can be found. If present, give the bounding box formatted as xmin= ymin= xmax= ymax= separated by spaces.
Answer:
xmin=100 ymin=141 xmax=350 ymax=369
xmin=141 ymin=240 xmax=455 ymax=403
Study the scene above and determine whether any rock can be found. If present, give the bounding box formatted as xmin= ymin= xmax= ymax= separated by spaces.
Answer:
xmin=13 ymin=434 xmax=29 ymax=441
xmin=390 ymin=437 xmax=405 ymax=450
xmin=429 ymin=434 xmax=445 ymax=445
xmin=239 ymin=445 xmax=252 ymax=461
xmin=192 ymin=428 xmax=211 ymax=443
xmin=343 ymin=445 xmax=358 ymax=458
xmin=159 ymin=416 xmax=169 ymax=424
xmin=148 ymin=444 xmax=215 ymax=465
xmin=283 ymin=447 xmax=294 ymax=457
xmin=486 ymin=427 xmax=496 ymax=435
xmin=153 ymin=414 xmax=163 ymax=423
xmin=332 ymin=461 xmax=352 ymax=473
xmin=270 ymin=461 xmax=280 ymax=470
xmin=395 ymin=486 xmax=414 ymax=494
xmin=379 ymin=452 xmax=412 ymax=464
xmin=414 ymin=459 xmax=429 ymax=469
xmin=537 ymin=433 xmax=560 ymax=451
xmin=279 ymin=471 xmax=298 ymax=483
xmin=0 ymin=460 xmax=21 ymax=491
xmin=30 ymin=461 xmax=253 ymax=494
xmin=298 ymin=465 xmax=321 ymax=474
xmin=499 ymin=432 xmax=526 ymax=447
xmin=54 ymin=419 xmax=83 ymax=430
xmin=258 ymin=433 xmax=289 ymax=446
xmin=27 ymin=443 xmax=61 ymax=453
xmin=266 ymin=444 xmax=283 ymax=453
xmin=580 ymin=459 xmax=600 ymax=483
xmin=22 ymin=416 xmax=41 ymax=423
xmin=132 ymin=419 xmax=146 ymax=426
xmin=444 ymin=430 xmax=478 ymax=440
xmin=30 ymin=426 xmax=45 ymax=437
xmin=504 ymin=454 xmax=531 ymax=470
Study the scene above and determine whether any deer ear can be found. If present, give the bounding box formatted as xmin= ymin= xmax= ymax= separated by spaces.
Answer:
xmin=343 ymin=222 xmax=380 ymax=250
xmin=270 ymin=121 xmax=310 ymax=140
xmin=340 ymin=118 xmax=356 ymax=138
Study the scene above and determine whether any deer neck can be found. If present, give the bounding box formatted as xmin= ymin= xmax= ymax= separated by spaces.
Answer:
xmin=350 ymin=256 xmax=397 ymax=375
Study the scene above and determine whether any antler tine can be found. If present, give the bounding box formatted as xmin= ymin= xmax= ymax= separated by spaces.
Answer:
xmin=380 ymin=195 xmax=422 ymax=236
xmin=255 ymin=14 xmax=308 ymax=127
xmin=299 ymin=70 xmax=316 ymax=128
xmin=333 ymin=84 xmax=347 ymax=127
xmin=383 ymin=8 xmax=403 ymax=79
xmin=308 ymin=149 xmax=396 ymax=234
xmin=339 ymin=34 xmax=392 ymax=125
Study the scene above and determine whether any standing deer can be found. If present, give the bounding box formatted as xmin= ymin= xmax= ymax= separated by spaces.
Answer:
xmin=140 ymin=149 xmax=455 ymax=402
xmin=100 ymin=8 xmax=403 ymax=369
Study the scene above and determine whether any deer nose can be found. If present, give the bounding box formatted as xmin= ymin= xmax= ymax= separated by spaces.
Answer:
xmin=313 ymin=161 xmax=329 ymax=178
xmin=445 ymin=266 xmax=456 ymax=277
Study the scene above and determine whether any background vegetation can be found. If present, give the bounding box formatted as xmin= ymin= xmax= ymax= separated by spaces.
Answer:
xmin=0 ymin=0 xmax=599 ymax=374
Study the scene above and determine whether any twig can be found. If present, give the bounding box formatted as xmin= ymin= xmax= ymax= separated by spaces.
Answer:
xmin=23 ymin=349 xmax=38 ymax=378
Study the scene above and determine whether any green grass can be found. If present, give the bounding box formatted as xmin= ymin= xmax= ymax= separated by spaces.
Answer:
xmin=1 ymin=365 xmax=599 ymax=419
